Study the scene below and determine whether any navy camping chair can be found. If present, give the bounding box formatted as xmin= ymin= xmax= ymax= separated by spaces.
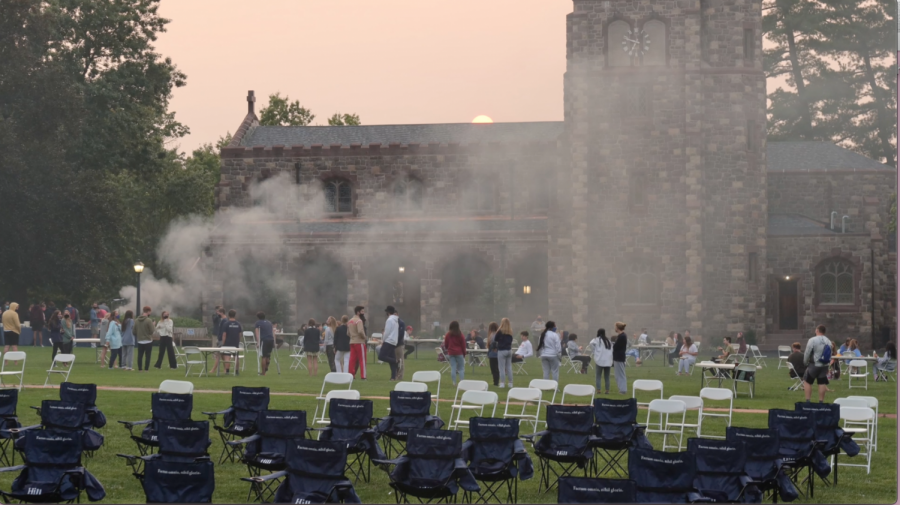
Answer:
xmin=14 ymin=400 xmax=103 ymax=459
xmin=0 ymin=428 xmax=106 ymax=503
xmin=0 ymin=388 xmax=21 ymax=466
xmin=117 ymin=420 xmax=212 ymax=478
xmin=142 ymin=458 xmax=215 ymax=503
xmin=557 ymin=476 xmax=636 ymax=504
xmin=375 ymin=391 xmax=444 ymax=458
xmin=265 ymin=438 xmax=360 ymax=504
xmin=58 ymin=383 xmax=107 ymax=430
xmin=727 ymin=427 xmax=799 ymax=503
xmin=119 ymin=392 xmax=193 ymax=456
xmin=768 ymin=409 xmax=828 ymax=500
xmin=233 ymin=410 xmax=309 ymax=503
xmin=628 ymin=448 xmax=703 ymax=503
xmin=317 ymin=399 xmax=385 ymax=484
xmin=589 ymin=398 xmax=651 ymax=478
xmin=203 ymin=386 xmax=270 ymax=463
xmin=793 ymin=402 xmax=857 ymax=486
xmin=687 ymin=437 xmax=761 ymax=503
xmin=461 ymin=417 xmax=533 ymax=504
xmin=523 ymin=404 xmax=594 ymax=493
xmin=375 ymin=428 xmax=478 ymax=504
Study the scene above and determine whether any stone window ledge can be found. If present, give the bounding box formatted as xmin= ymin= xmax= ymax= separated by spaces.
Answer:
xmin=814 ymin=304 xmax=859 ymax=314
xmin=618 ymin=304 xmax=659 ymax=314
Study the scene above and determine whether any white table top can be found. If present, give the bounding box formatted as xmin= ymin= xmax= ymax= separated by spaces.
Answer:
xmin=697 ymin=361 xmax=737 ymax=369
xmin=636 ymin=344 xmax=674 ymax=349
xmin=410 ymin=339 xmax=444 ymax=343
xmin=834 ymin=355 xmax=878 ymax=361
xmin=73 ymin=338 xmax=101 ymax=343
xmin=197 ymin=347 xmax=241 ymax=353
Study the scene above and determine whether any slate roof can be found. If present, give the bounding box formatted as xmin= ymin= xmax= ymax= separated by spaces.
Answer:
xmin=767 ymin=214 xmax=842 ymax=236
xmin=239 ymin=122 xmax=564 ymax=147
xmin=239 ymin=121 xmax=892 ymax=173
xmin=766 ymin=141 xmax=892 ymax=172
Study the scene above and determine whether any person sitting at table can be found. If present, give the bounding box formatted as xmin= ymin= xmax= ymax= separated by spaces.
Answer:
xmin=403 ymin=326 xmax=416 ymax=358
xmin=714 ymin=336 xmax=733 ymax=362
xmin=873 ymin=341 xmax=896 ymax=381
xmin=668 ymin=333 xmax=683 ymax=366
xmin=846 ymin=338 xmax=864 ymax=374
xmin=837 ymin=338 xmax=851 ymax=356
xmin=676 ymin=336 xmax=698 ymax=375
xmin=736 ymin=331 xmax=747 ymax=355
xmin=665 ymin=331 xmax=675 ymax=347
xmin=787 ymin=342 xmax=806 ymax=379
xmin=567 ymin=334 xmax=591 ymax=374
xmin=513 ymin=332 xmax=533 ymax=363
xmin=625 ymin=334 xmax=642 ymax=366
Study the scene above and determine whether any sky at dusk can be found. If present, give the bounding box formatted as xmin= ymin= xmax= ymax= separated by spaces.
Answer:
xmin=155 ymin=0 xmax=787 ymax=154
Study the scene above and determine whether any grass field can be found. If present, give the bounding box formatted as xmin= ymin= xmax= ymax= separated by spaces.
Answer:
xmin=1 ymin=345 xmax=895 ymax=504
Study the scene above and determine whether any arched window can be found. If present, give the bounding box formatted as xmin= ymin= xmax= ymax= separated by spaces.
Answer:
xmin=642 ymin=19 xmax=666 ymax=65
xmin=818 ymin=260 xmax=854 ymax=304
xmin=393 ymin=176 xmax=424 ymax=210
xmin=607 ymin=20 xmax=631 ymax=67
xmin=622 ymin=262 xmax=658 ymax=305
xmin=323 ymin=178 xmax=352 ymax=213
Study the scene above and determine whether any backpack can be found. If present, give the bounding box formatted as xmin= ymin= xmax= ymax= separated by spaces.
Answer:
xmin=818 ymin=341 xmax=832 ymax=365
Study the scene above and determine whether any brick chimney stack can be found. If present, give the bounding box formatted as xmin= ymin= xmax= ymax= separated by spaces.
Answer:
xmin=247 ymin=90 xmax=256 ymax=115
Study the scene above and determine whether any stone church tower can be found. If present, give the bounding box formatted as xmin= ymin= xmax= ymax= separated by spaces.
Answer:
xmin=554 ymin=0 xmax=767 ymax=341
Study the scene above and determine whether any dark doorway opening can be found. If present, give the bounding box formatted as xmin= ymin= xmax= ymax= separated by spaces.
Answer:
xmin=367 ymin=259 xmax=421 ymax=336
xmin=441 ymin=254 xmax=493 ymax=327
xmin=778 ymin=280 xmax=798 ymax=330
xmin=295 ymin=255 xmax=348 ymax=328
xmin=512 ymin=251 xmax=549 ymax=324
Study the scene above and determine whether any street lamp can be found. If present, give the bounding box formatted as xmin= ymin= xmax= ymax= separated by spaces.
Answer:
xmin=523 ymin=285 xmax=531 ymax=295
xmin=398 ymin=266 xmax=405 ymax=273
xmin=134 ymin=261 xmax=145 ymax=311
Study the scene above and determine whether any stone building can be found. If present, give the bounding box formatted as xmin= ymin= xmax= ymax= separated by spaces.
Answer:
xmin=210 ymin=0 xmax=896 ymax=349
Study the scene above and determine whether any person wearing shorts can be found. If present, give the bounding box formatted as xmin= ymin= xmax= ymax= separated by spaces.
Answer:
xmin=802 ymin=325 xmax=832 ymax=402
xmin=220 ymin=310 xmax=242 ymax=376
xmin=2 ymin=303 xmax=21 ymax=352
xmin=254 ymin=311 xmax=275 ymax=376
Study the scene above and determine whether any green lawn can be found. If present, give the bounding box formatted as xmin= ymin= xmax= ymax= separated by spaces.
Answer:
xmin=2 ymin=345 xmax=896 ymax=503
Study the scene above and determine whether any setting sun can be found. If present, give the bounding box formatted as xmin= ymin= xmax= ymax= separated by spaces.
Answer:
xmin=471 ymin=115 xmax=493 ymax=123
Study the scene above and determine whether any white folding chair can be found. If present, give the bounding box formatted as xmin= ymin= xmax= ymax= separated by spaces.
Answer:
xmin=174 ymin=346 xmax=187 ymax=368
xmin=874 ymin=359 xmax=897 ymax=382
xmin=777 ymin=346 xmax=791 ymax=369
xmin=646 ymin=399 xmax=687 ymax=451
xmin=412 ymin=371 xmax=442 ymax=417
xmin=159 ymin=380 xmax=194 ymax=394
xmin=503 ymin=387 xmax=543 ymax=433
xmin=289 ymin=344 xmax=308 ymax=371
xmin=528 ymin=379 xmax=558 ymax=430
xmin=313 ymin=372 xmax=354 ymax=425
xmin=667 ymin=395 xmax=703 ymax=436
xmin=697 ymin=387 xmax=732 ymax=439
xmin=243 ymin=331 xmax=259 ymax=374
xmin=560 ymin=384 xmax=595 ymax=405
xmin=45 ymin=353 xmax=75 ymax=386
xmin=561 ymin=354 xmax=579 ymax=374
xmin=314 ymin=389 xmax=361 ymax=426
xmin=450 ymin=390 xmax=498 ymax=430
xmin=836 ymin=407 xmax=875 ymax=474
xmin=848 ymin=360 xmax=868 ymax=390
xmin=633 ymin=379 xmax=664 ymax=430
xmin=435 ymin=348 xmax=451 ymax=374
xmin=732 ymin=364 xmax=756 ymax=398
xmin=749 ymin=345 xmax=767 ymax=367
xmin=448 ymin=380 xmax=489 ymax=430
xmin=786 ymin=362 xmax=803 ymax=392
xmin=0 ymin=352 xmax=26 ymax=390
xmin=846 ymin=396 xmax=879 ymax=451
xmin=512 ymin=358 xmax=527 ymax=375
xmin=183 ymin=347 xmax=206 ymax=377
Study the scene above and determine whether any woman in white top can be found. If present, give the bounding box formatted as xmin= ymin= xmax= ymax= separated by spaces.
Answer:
xmin=536 ymin=321 xmax=562 ymax=382
xmin=588 ymin=328 xmax=614 ymax=394
xmin=677 ymin=336 xmax=699 ymax=375
xmin=153 ymin=311 xmax=177 ymax=370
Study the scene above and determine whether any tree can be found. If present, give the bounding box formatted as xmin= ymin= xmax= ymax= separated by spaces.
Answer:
xmin=258 ymin=93 xmax=315 ymax=126
xmin=327 ymin=113 xmax=361 ymax=126
xmin=763 ymin=0 xmax=897 ymax=167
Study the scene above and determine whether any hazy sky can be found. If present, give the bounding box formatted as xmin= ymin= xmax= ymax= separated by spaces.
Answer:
xmin=155 ymin=0 xmax=786 ymax=154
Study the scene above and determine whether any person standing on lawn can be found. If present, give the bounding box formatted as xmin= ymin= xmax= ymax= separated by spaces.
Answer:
xmin=324 ymin=316 xmax=337 ymax=373
xmin=333 ymin=316 xmax=351 ymax=373
xmin=537 ymin=321 xmax=562 ymax=382
xmin=348 ymin=306 xmax=368 ymax=380
xmin=134 ymin=306 xmax=155 ymax=372
xmin=379 ymin=307 xmax=400 ymax=381
xmin=255 ymin=311 xmax=275 ymax=376
xmin=48 ymin=311 xmax=63 ymax=361
xmin=495 ymin=318 xmax=514 ymax=388
xmin=612 ymin=322 xmax=629 ymax=394
xmin=120 ymin=310 xmax=135 ymax=370
xmin=30 ymin=302 xmax=45 ymax=347
xmin=98 ymin=312 xmax=112 ymax=366
xmin=89 ymin=303 xmax=101 ymax=345
xmin=802 ymin=325 xmax=833 ymax=402
xmin=588 ymin=328 xmax=613 ymax=394
xmin=302 ymin=318 xmax=320 ymax=377
xmin=220 ymin=310 xmax=242 ymax=375
xmin=1 ymin=303 xmax=21 ymax=354
xmin=106 ymin=313 xmax=123 ymax=369
xmin=60 ymin=310 xmax=76 ymax=361
xmin=154 ymin=310 xmax=177 ymax=370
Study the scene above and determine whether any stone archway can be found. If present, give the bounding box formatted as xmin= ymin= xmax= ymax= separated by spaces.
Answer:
xmin=365 ymin=256 xmax=422 ymax=336
xmin=440 ymin=253 xmax=493 ymax=326
xmin=511 ymin=250 xmax=549 ymax=324
xmin=295 ymin=254 xmax=348 ymax=326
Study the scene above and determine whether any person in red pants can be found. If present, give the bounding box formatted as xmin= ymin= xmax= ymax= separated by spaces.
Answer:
xmin=348 ymin=306 xmax=368 ymax=379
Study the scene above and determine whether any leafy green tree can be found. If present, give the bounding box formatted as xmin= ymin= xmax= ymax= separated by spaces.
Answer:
xmin=258 ymin=93 xmax=315 ymax=126
xmin=327 ymin=113 xmax=362 ymax=126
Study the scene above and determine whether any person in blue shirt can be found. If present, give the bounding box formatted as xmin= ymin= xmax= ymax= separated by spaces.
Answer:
xmin=219 ymin=309 xmax=242 ymax=375
xmin=837 ymin=338 xmax=851 ymax=355
xmin=254 ymin=311 xmax=274 ymax=376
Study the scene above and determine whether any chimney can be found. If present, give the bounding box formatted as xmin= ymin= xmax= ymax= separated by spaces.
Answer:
xmin=247 ymin=90 xmax=256 ymax=115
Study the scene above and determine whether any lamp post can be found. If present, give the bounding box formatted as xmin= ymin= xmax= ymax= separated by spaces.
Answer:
xmin=134 ymin=261 xmax=145 ymax=312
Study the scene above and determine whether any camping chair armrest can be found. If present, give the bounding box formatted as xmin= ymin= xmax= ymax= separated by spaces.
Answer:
xmin=372 ymin=457 xmax=404 ymax=467
xmin=29 ymin=406 xmax=41 ymax=415
xmin=0 ymin=464 xmax=25 ymax=473
xmin=521 ymin=430 xmax=548 ymax=443
xmin=116 ymin=453 xmax=139 ymax=464
xmin=740 ymin=475 xmax=754 ymax=488
xmin=242 ymin=470 xmax=287 ymax=484
xmin=202 ymin=408 xmax=233 ymax=424
xmin=227 ymin=434 xmax=260 ymax=446
xmin=118 ymin=419 xmax=151 ymax=428
xmin=7 ymin=424 xmax=39 ymax=435
xmin=688 ymin=491 xmax=715 ymax=503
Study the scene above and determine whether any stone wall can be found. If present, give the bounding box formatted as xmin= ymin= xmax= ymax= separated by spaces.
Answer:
xmin=767 ymin=171 xmax=896 ymax=234
xmin=766 ymin=233 xmax=892 ymax=349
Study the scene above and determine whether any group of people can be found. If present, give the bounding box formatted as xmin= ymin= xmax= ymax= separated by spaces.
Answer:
xmin=98 ymin=306 xmax=176 ymax=371
xmin=1 ymin=301 xmax=90 ymax=355
xmin=442 ymin=318 xmax=531 ymax=387
xmin=787 ymin=330 xmax=897 ymax=395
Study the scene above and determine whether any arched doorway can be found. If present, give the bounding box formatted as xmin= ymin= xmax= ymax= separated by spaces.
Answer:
xmin=512 ymin=251 xmax=549 ymax=323
xmin=295 ymin=254 xmax=348 ymax=326
xmin=441 ymin=253 xmax=493 ymax=327
xmin=223 ymin=252 xmax=286 ymax=324
xmin=366 ymin=257 xmax=421 ymax=335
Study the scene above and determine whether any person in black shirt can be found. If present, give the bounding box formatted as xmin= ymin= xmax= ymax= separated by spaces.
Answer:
xmin=303 ymin=319 xmax=321 ymax=377
xmin=219 ymin=309 xmax=242 ymax=375
xmin=787 ymin=342 xmax=806 ymax=379
xmin=255 ymin=311 xmax=275 ymax=375
xmin=333 ymin=315 xmax=351 ymax=373
xmin=612 ymin=322 xmax=628 ymax=394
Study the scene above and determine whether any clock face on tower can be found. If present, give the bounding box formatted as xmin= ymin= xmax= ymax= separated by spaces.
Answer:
xmin=622 ymin=27 xmax=650 ymax=57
